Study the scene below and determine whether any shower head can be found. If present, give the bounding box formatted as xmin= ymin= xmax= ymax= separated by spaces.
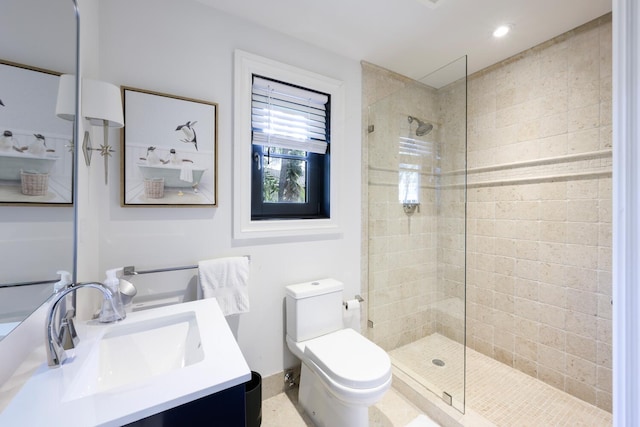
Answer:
xmin=408 ymin=116 xmax=433 ymax=137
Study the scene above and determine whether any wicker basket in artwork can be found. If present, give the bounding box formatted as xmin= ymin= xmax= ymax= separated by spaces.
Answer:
xmin=20 ymin=171 xmax=49 ymax=196
xmin=144 ymin=178 xmax=164 ymax=199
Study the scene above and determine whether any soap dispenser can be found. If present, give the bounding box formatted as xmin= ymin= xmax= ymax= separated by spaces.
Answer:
xmin=99 ymin=267 xmax=126 ymax=323
xmin=53 ymin=270 xmax=72 ymax=293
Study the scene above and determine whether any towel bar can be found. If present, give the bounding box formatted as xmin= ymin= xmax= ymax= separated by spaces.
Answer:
xmin=123 ymin=255 xmax=251 ymax=276
xmin=0 ymin=278 xmax=58 ymax=289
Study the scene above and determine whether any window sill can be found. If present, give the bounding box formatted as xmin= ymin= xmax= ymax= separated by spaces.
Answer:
xmin=233 ymin=217 xmax=341 ymax=240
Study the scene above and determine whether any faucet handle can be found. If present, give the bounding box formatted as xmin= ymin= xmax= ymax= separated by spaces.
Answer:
xmin=60 ymin=317 xmax=79 ymax=349
xmin=58 ymin=302 xmax=78 ymax=349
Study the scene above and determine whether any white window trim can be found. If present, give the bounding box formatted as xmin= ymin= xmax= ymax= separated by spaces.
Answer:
xmin=233 ymin=50 xmax=344 ymax=240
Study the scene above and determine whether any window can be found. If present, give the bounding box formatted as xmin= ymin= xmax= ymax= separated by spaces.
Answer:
xmin=251 ymin=76 xmax=330 ymax=220
xmin=233 ymin=50 xmax=344 ymax=239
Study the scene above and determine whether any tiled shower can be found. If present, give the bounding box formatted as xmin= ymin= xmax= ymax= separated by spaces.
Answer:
xmin=362 ymin=13 xmax=612 ymax=424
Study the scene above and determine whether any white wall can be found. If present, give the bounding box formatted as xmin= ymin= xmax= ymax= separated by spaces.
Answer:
xmin=86 ymin=0 xmax=362 ymax=377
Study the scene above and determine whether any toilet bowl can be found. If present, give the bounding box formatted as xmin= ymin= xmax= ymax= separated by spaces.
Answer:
xmin=285 ymin=279 xmax=392 ymax=427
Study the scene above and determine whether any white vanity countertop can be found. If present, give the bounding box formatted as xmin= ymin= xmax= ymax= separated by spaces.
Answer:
xmin=0 ymin=321 xmax=20 ymax=340
xmin=0 ymin=298 xmax=251 ymax=427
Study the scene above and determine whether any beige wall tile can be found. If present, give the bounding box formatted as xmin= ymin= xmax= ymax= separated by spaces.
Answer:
xmin=567 ymin=222 xmax=599 ymax=246
xmin=540 ymin=111 xmax=568 ymax=137
xmin=566 ymin=311 xmax=598 ymax=339
xmin=566 ymin=332 xmax=597 ymax=362
xmin=565 ymin=266 xmax=598 ymax=292
xmin=564 ymin=244 xmax=599 ymax=269
xmin=568 ymin=128 xmax=600 ymax=153
xmin=567 ymin=199 xmax=600 ymax=222
xmin=538 ymin=262 xmax=566 ymax=286
xmin=566 ymin=355 xmax=597 ymax=386
xmin=566 ymin=288 xmax=598 ymax=315
xmin=539 ymin=304 xmax=566 ymax=329
xmin=539 ymin=344 xmax=566 ymax=372
xmin=539 ymin=325 xmax=566 ymax=350
xmin=538 ymin=366 xmax=566 ymax=390
xmin=597 ymin=294 xmax=612 ymax=320
xmin=514 ymin=355 xmax=538 ymax=378
xmin=566 ymin=377 xmax=597 ymax=406
xmin=514 ymin=278 xmax=538 ymax=300
xmin=597 ymin=342 xmax=612 ymax=369
xmin=597 ymin=391 xmax=613 ymax=413
xmin=538 ymin=283 xmax=567 ymax=308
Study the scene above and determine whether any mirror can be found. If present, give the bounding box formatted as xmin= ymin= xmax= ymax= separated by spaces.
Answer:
xmin=0 ymin=61 xmax=74 ymax=205
xmin=0 ymin=0 xmax=78 ymax=339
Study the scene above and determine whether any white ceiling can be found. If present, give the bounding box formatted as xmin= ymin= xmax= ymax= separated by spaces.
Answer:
xmin=196 ymin=0 xmax=611 ymax=84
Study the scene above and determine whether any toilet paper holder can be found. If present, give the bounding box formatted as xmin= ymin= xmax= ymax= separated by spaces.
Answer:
xmin=343 ymin=295 xmax=364 ymax=309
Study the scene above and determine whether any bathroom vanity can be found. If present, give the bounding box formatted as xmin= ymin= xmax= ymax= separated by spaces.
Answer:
xmin=0 ymin=298 xmax=251 ymax=426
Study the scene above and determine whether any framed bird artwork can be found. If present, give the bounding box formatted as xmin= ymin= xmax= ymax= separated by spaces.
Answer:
xmin=120 ymin=86 xmax=218 ymax=207
xmin=0 ymin=60 xmax=74 ymax=206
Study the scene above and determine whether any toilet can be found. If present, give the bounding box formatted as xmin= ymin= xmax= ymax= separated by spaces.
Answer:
xmin=285 ymin=278 xmax=392 ymax=427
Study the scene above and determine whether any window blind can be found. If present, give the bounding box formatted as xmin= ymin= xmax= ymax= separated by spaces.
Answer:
xmin=252 ymin=76 xmax=329 ymax=154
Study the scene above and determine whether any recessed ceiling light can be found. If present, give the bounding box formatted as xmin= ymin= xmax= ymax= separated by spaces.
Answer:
xmin=493 ymin=25 xmax=510 ymax=38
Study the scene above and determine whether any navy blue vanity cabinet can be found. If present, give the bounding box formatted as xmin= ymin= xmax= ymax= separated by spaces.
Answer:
xmin=124 ymin=383 xmax=246 ymax=426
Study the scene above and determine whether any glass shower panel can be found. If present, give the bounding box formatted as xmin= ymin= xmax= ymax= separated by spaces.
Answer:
xmin=366 ymin=56 xmax=467 ymax=413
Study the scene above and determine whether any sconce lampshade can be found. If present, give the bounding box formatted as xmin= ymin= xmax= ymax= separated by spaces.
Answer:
xmin=55 ymin=75 xmax=124 ymax=173
xmin=55 ymin=74 xmax=77 ymax=121
xmin=55 ymin=75 xmax=124 ymax=128
xmin=82 ymin=78 xmax=124 ymax=128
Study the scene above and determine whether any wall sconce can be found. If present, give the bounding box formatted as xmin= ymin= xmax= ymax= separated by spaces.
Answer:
xmin=55 ymin=75 xmax=124 ymax=184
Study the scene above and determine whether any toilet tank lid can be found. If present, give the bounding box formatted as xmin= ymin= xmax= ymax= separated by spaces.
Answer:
xmin=285 ymin=278 xmax=344 ymax=299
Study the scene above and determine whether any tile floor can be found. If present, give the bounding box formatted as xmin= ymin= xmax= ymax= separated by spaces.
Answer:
xmin=263 ymin=333 xmax=613 ymax=427
xmin=262 ymin=386 xmax=438 ymax=427
xmin=391 ymin=334 xmax=613 ymax=427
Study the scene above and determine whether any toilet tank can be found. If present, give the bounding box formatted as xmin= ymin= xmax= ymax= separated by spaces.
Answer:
xmin=285 ymin=278 xmax=344 ymax=342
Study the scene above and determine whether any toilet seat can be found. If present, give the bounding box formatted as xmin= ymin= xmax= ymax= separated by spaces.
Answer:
xmin=303 ymin=357 xmax=392 ymax=406
xmin=303 ymin=328 xmax=391 ymax=390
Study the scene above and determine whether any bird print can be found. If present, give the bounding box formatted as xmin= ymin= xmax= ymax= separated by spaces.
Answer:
xmin=28 ymin=134 xmax=47 ymax=156
xmin=176 ymin=120 xmax=198 ymax=151
xmin=0 ymin=99 xmax=4 ymax=106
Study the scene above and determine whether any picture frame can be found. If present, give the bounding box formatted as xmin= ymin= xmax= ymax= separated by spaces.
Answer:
xmin=121 ymin=86 xmax=218 ymax=207
xmin=0 ymin=60 xmax=74 ymax=206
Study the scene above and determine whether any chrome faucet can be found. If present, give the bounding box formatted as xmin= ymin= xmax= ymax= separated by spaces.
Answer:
xmin=45 ymin=282 xmax=119 ymax=368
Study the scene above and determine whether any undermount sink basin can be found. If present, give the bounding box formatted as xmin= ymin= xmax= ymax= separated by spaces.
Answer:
xmin=0 ymin=298 xmax=251 ymax=427
xmin=63 ymin=310 xmax=204 ymax=401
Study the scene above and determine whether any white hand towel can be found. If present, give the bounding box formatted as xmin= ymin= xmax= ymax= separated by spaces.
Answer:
xmin=198 ymin=257 xmax=250 ymax=316
xmin=179 ymin=163 xmax=193 ymax=183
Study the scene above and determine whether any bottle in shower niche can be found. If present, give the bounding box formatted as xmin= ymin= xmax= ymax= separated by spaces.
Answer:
xmin=99 ymin=267 xmax=126 ymax=322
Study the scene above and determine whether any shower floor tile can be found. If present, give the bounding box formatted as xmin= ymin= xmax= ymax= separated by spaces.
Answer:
xmin=390 ymin=333 xmax=465 ymax=411
xmin=390 ymin=333 xmax=612 ymax=427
